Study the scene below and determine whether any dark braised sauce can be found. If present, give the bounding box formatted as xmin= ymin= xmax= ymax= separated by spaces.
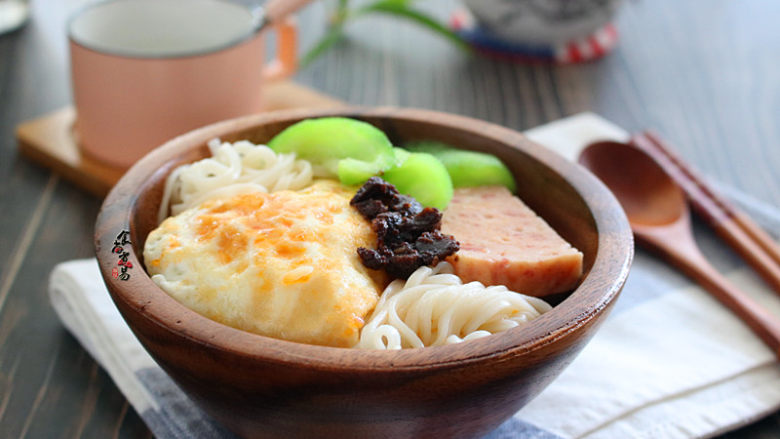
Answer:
xmin=350 ymin=177 xmax=459 ymax=279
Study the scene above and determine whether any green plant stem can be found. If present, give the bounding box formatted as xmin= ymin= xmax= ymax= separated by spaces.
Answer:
xmin=300 ymin=25 xmax=346 ymax=68
xmin=356 ymin=1 xmax=468 ymax=51
xmin=301 ymin=0 xmax=468 ymax=67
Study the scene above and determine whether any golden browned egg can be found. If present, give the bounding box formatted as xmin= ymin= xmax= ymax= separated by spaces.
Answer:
xmin=143 ymin=180 xmax=385 ymax=347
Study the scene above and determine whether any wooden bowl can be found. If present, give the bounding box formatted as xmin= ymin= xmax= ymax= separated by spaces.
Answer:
xmin=95 ymin=107 xmax=633 ymax=438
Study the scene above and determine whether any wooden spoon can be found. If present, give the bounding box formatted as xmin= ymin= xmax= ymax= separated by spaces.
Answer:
xmin=579 ymin=141 xmax=780 ymax=358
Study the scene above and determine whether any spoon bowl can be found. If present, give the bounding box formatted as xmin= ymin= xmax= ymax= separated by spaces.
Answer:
xmin=578 ymin=141 xmax=685 ymax=227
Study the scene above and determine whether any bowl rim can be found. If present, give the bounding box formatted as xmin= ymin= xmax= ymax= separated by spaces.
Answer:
xmin=95 ymin=106 xmax=633 ymax=371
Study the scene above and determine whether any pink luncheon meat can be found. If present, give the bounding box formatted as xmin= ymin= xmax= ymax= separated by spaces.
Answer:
xmin=441 ymin=186 xmax=583 ymax=297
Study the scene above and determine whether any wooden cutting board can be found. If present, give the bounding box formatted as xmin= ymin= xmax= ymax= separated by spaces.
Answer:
xmin=16 ymin=80 xmax=344 ymax=197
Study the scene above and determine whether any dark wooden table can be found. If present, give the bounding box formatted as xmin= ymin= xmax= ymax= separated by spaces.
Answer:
xmin=1 ymin=0 xmax=778 ymax=437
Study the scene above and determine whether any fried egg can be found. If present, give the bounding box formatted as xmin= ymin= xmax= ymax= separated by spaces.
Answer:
xmin=143 ymin=180 xmax=385 ymax=347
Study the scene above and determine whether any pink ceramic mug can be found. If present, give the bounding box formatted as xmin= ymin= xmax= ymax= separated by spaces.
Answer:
xmin=69 ymin=0 xmax=301 ymax=169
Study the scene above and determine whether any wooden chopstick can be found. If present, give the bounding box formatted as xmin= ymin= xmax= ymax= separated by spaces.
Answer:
xmin=635 ymin=131 xmax=780 ymax=267
xmin=630 ymin=131 xmax=780 ymax=296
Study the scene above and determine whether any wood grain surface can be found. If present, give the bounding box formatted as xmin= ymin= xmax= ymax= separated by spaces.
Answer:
xmin=1 ymin=0 xmax=779 ymax=437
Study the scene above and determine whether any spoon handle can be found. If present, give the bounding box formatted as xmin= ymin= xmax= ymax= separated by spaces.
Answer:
xmin=639 ymin=226 xmax=780 ymax=359
xmin=685 ymin=257 xmax=780 ymax=358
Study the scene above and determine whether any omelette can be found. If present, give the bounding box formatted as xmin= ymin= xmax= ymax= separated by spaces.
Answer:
xmin=143 ymin=180 xmax=385 ymax=347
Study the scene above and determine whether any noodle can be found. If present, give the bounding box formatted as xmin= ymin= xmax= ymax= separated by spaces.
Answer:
xmin=357 ymin=262 xmax=552 ymax=349
xmin=157 ymin=138 xmax=313 ymax=224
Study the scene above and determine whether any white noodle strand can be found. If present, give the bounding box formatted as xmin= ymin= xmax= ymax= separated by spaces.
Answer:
xmin=157 ymin=138 xmax=313 ymax=223
xmin=357 ymin=262 xmax=552 ymax=350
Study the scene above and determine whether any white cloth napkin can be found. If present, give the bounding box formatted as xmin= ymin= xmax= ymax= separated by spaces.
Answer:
xmin=49 ymin=113 xmax=780 ymax=439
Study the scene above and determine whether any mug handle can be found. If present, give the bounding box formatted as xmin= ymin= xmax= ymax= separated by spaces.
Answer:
xmin=263 ymin=17 xmax=298 ymax=81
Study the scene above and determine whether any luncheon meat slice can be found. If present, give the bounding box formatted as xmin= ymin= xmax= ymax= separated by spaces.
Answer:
xmin=441 ymin=186 xmax=583 ymax=297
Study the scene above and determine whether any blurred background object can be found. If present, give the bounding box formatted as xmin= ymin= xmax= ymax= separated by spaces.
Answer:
xmin=454 ymin=0 xmax=622 ymax=63
xmin=301 ymin=0 xmax=623 ymax=66
xmin=67 ymin=0 xmax=299 ymax=169
xmin=0 ymin=0 xmax=29 ymax=34
xmin=463 ymin=0 xmax=620 ymax=46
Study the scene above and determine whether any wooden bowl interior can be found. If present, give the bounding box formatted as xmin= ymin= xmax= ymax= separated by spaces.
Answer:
xmin=95 ymin=106 xmax=634 ymax=373
xmin=132 ymin=114 xmax=597 ymax=306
